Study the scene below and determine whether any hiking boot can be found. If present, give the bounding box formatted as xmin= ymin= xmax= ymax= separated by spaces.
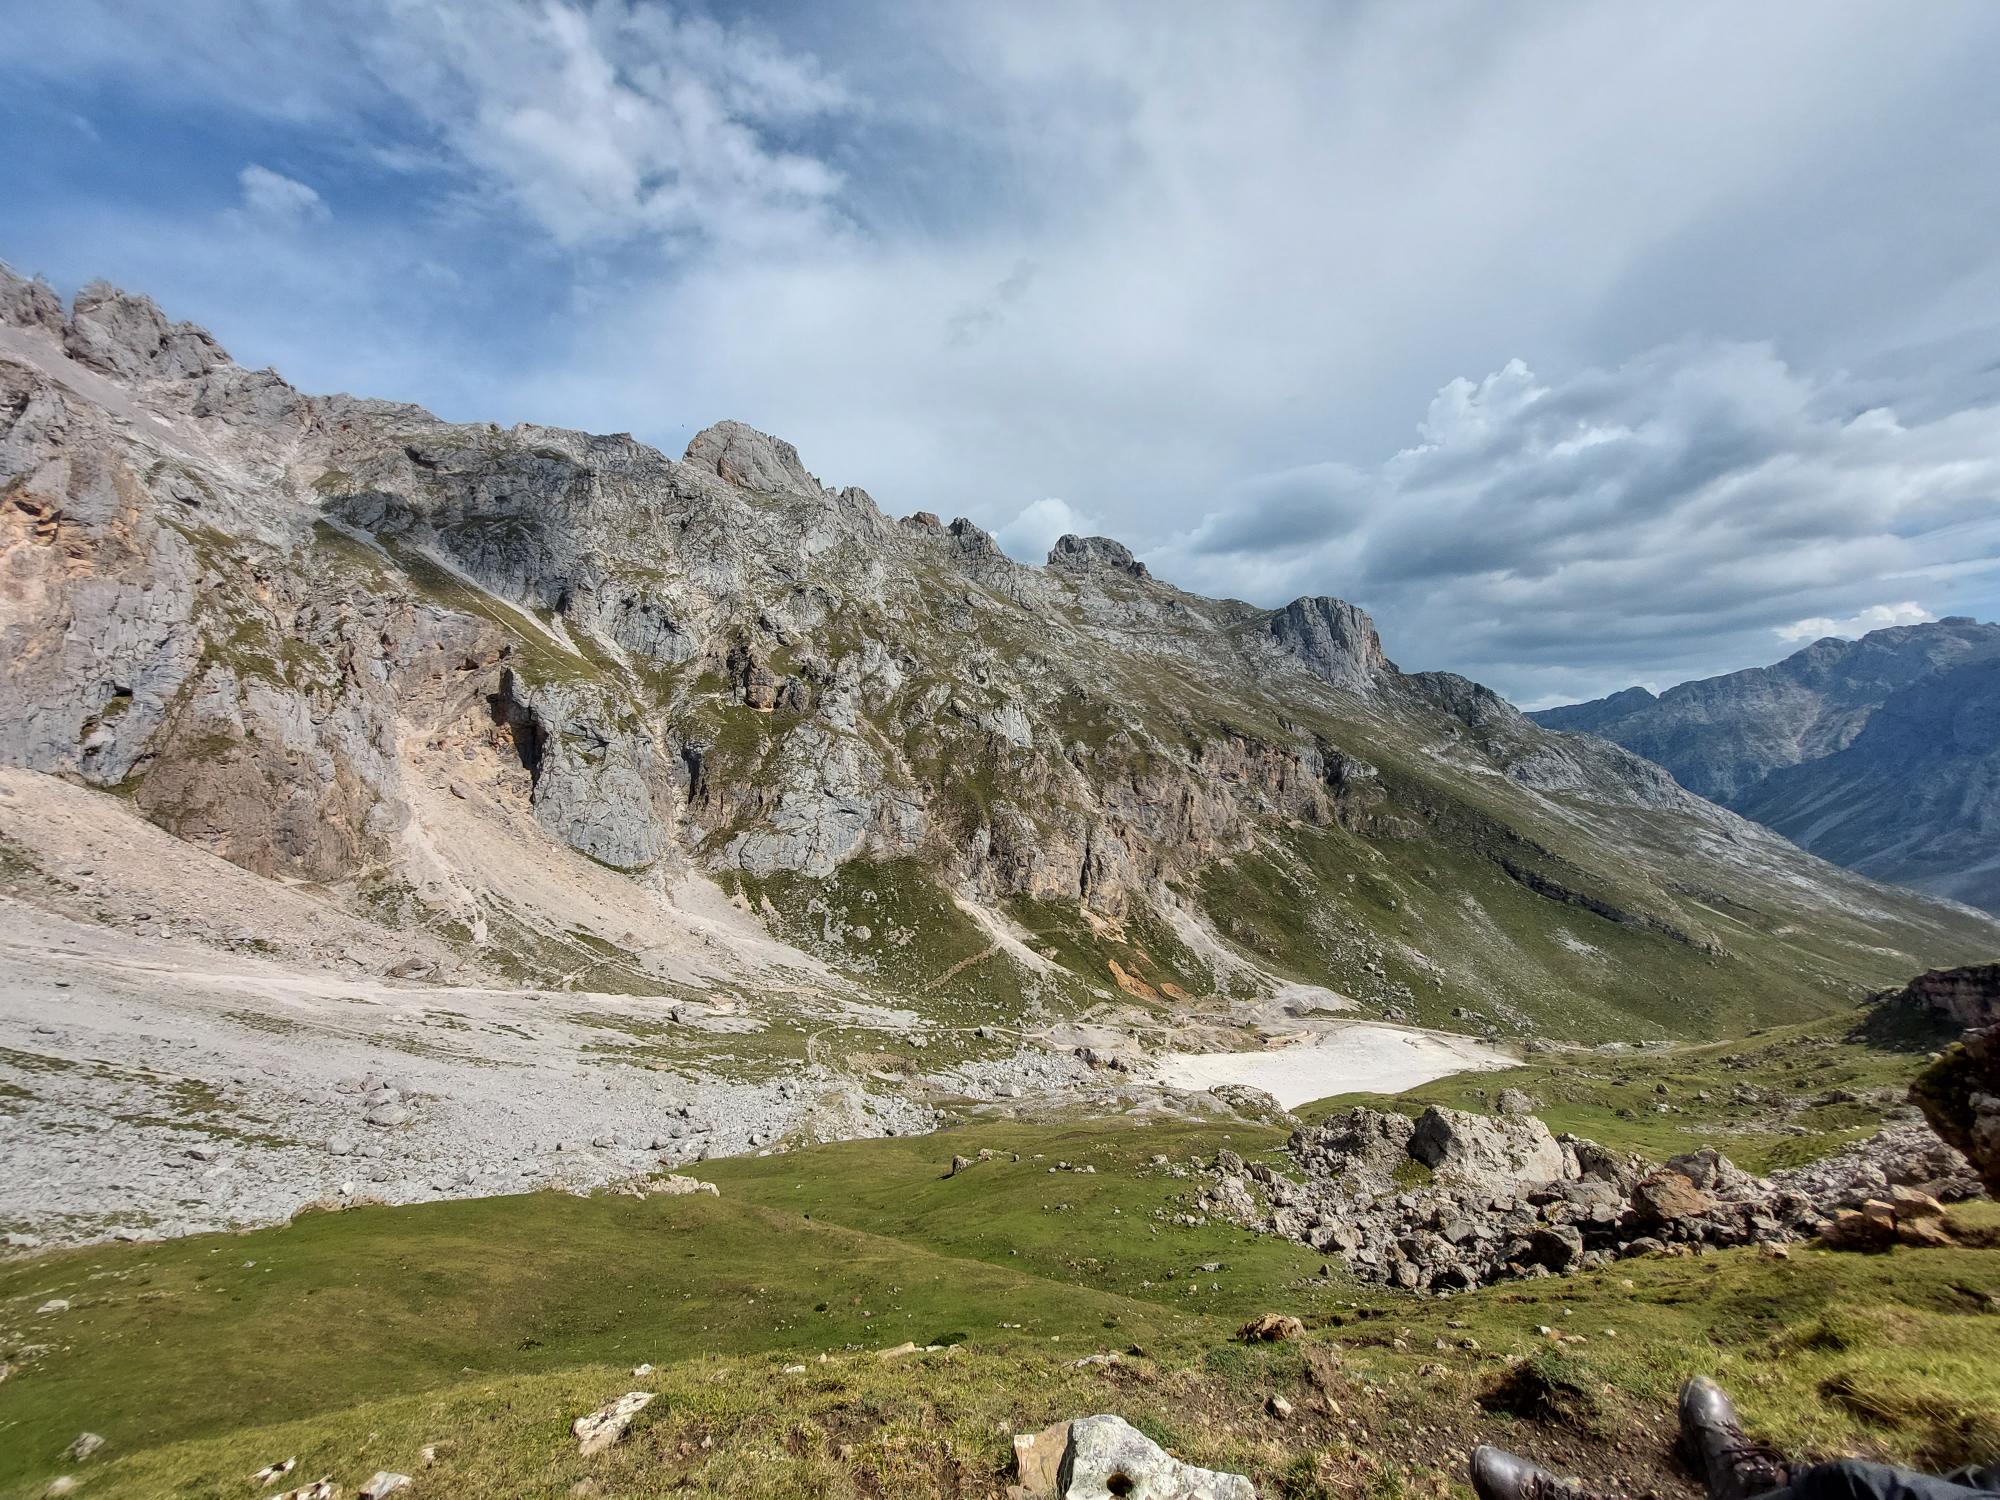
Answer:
xmin=1470 ymin=1446 xmax=1621 ymax=1500
xmin=1679 ymin=1377 xmax=1791 ymax=1500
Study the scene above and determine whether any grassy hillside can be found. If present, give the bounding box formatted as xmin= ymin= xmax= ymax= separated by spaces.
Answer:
xmin=5 ymin=1073 xmax=1998 ymax=1499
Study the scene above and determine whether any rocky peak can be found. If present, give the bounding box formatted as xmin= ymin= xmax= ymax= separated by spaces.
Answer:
xmin=947 ymin=516 xmax=1004 ymax=559
xmin=682 ymin=420 xmax=824 ymax=499
xmin=1529 ymin=684 xmax=1658 ymax=734
xmin=1263 ymin=595 xmax=1390 ymax=693
xmin=1047 ymin=533 xmax=1152 ymax=580
xmin=0 ymin=263 xmax=64 ymax=339
xmin=1404 ymin=671 xmax=1530 ymax=734
xmin=63 ymin=280 xmax=230 ymax=383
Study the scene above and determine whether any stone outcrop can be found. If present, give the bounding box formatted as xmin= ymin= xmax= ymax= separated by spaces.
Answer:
xmin=1914 ymin=1022 xmax=2000 ymax=1198
xmin=1047 ymin=533 xmax=1152 ymax=581
xmin=0 ymin=264 xmax=63 ymax=337
xmin=1892 ymin=963 xmax=2000 ymax=1032
xmin=1209 ymin=1104 xmax=1977 ymax=1293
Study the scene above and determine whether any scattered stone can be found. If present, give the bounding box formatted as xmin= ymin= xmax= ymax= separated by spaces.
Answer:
xmin=1266 ymin=1394 xmax=1295 ymax=1420
xmin=37 ymin=1299 xmax=70 ymax=1315
xmin=252 ymin=1457 xmax=297 ymax=1485
xmin=276 ymin=1480 xmax=338 ymax=1500
xmin=358 ymin=1473 xmax=410 ymax=1499
xmin=64 ymin=1433 xmax=103 ymax=1463
xmin=572 ymin=1391 xmax=656 ymax=1456
xmin=1202 ymin=1096 xmax=1956 ymax=1291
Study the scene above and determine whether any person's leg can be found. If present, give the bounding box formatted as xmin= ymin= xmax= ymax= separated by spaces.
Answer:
xmin=1761 ymin=1461 xmax=1995 ymax=1500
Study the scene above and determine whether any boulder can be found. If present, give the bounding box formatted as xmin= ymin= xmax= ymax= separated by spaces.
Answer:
xmin=1013 ymin=1420 xmax=1071 ymax=1494
xmin=1526 ymin=1225 xmax=1584 ymax=1271
xmin=1238 ymin=1312 xmax=1303 ymax=1342
xmin=572 ymin=1391 xmax=655 ymax=1456
xmin=1058 ymin=1414 xmax=1255 ymax=1500
xmin=1821 ymin=1208 xmax=1897 ymax=1253
xmin=1408 ymin=1106 xmax=1568 ymax=1192
xmin=1495 ymin=1088 xmax=1539 ymax=1116
xmin=1630 ymin=1169 xmax=1712 ymax=1228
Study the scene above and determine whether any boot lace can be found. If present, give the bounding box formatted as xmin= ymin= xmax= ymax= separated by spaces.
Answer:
xmin=1718 ymin=1434 xmax=1791 ymax=1495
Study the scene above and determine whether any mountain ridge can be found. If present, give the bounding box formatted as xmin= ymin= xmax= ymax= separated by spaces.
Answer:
xmin=1528 ymin=620 xmax=2000 ymax=911
xmin=3 ymin=264 xmax=1994 ymax=1064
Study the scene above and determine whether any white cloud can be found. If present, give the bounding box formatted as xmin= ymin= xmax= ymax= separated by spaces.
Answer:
xmin=1775 ymin=602 xmax=1938 ymax=643
xmin=355 ymin=2 xmax=851 ymax=250
xmin=236 ymin=164 xmax=328 ymax=226
xmin=996 ymin=497 xmax=1099 ymax=562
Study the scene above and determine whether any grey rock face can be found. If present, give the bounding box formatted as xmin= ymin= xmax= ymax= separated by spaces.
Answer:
xmin=1059 ymin=1414 xmax=1255 ymax=1499
xmin=683 ymin=418 xmax=823 ymax=498
xmin=65 ymin=282 xmax=227 ymax=382
xmin=0 ymin=264 xmax=64 ymax=337
xmin=1262 ymin=595 xmax=1390 ymax=693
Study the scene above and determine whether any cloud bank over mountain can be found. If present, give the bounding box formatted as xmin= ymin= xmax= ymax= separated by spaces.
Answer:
xmin=6 ymin=0 xmax=1998 ymax=702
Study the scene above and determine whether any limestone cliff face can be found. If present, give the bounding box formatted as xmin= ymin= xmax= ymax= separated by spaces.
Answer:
xmin=3 ymin=264 xmax=1994 ymax=1036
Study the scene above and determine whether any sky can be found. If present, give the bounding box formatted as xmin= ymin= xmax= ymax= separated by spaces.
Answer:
xmin=4 ymin=1 xmax=2000 ymax=707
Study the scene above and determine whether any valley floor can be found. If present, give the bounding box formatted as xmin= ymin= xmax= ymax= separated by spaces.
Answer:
xmin=2 ymin=1109 xmax=1995 ymax=1499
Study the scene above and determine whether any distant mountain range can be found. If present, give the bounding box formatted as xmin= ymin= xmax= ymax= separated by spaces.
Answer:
xmin=1530 ymin=620 xmax=2000 ymax=913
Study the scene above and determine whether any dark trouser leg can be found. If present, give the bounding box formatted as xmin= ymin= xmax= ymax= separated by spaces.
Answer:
xmin=1757 ymin=1461 xmax=2000 ymax=1500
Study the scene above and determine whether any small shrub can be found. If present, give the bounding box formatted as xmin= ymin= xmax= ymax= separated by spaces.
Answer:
xmin=1479 ymin=1348 xmax=1606 ymax=1432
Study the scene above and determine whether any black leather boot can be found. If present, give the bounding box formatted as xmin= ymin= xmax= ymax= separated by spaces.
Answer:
xmin=1679 ymin=1377 xmax=1791 ymax=1500
xmin=1471 ymin=1446 xmax=1622 ymax=1500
